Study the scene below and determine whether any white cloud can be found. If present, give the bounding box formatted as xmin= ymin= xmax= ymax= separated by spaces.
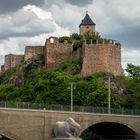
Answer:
xmin=45 ymin=2 xmax=88 ymax=33
xmin=122 ymin=47 xmax=140 ymax=69
xmin=0 ymin=4 xmax=71 ymax=66
xmin=92 ymin=0 xmax=140 ymax=34
xmin=24 ymin=5 xmax=52 ymax=20
xmin=0 ymin=0 xmax=140 ymax=69
xmin=43 ymin=0 xmax=140 ymax=36
xmin=0 ymin=37 xmax=26 ymax=55
xmin=0 ymin=5 xmax=56 ymax=39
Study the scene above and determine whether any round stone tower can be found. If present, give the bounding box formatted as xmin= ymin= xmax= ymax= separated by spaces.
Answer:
xmin=79 ymin=11 xmax=96 ymax=35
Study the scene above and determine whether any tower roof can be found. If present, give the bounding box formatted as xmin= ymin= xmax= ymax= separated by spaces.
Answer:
xmin=79 ymin=13 xmax=96 ymax=27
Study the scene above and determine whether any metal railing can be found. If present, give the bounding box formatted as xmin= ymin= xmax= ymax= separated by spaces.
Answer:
xmin=0 ymin=101 xmax=139 ymax=116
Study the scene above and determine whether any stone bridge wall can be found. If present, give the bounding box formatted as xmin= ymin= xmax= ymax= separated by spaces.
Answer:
xmin=0 ymin=108 xmax=139 ymax=140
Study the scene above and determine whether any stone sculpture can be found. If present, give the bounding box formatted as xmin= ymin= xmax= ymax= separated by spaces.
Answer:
xmin=53 ymin=117 xmax=81 ymax=138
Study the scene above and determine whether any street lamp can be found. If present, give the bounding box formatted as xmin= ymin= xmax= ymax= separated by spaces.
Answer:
xmin=69 ymin=82 xmax=76 ymax=112
xmin=108 ymin=76 xmax=111 ymax=114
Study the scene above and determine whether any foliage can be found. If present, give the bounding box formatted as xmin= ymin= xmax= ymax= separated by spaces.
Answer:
xmin=126 ymin=63 xmax=140 ymax=79
xmin=118 ymin=93 xmax=140 ymax=109
xmin=70 ymin=33 xmax=83 ymax=40
xmin=59 ymin=32 xmax=104 ymax=50
xmin=0 ymin=63 xmax=140 ymax=109
xmin=56 ymin=59 xmax=82 ymax=75
xmin=85 ymin=88 xmax=108 ymax=107
xmin=80 ymin=128 xmax=97 ymax=140
xmin=59 ymin=36 xmax=72 ymax=43
xmin=0 ymin=84 xmax=20 ymax=101
xmin=34 ymin=54 xmax=45 ymax=65
xmin=0 ymin=54 xmax=44 ymax=85
xmin=84 ymin=32 xmax=101 ymax=40
xmin=73 ymin=40 xmax=83 ymax=50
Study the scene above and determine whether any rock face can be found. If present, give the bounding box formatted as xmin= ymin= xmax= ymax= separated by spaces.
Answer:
xmin=0 ymin=59 xmax=43 ymax=86
xmin=13 ymin=60 xmax=41 ymax=86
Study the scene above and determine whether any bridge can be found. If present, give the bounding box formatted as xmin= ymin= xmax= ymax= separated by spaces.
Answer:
xmin=0 ymin=105 xmax=139 ymax=140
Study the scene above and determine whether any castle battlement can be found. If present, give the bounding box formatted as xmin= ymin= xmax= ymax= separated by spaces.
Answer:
xmin=83 ymin=39 xmax=121 ymax=47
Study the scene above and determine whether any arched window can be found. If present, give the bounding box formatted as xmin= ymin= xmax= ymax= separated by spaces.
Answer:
xmin=50 ymin=38 xmax=54 ymax=43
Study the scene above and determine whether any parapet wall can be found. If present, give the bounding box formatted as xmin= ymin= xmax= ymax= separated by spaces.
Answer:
xmin=81 ymin=44 xmax=122 ymax=76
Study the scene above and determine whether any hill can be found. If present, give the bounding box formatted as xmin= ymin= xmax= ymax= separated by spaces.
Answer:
xmin=0 ymin=56 xmax=140 ymax=109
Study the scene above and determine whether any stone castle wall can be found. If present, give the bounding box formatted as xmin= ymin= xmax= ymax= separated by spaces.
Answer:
xmin=81 ymin=44 xmax=122 ymax=76
xmin=4 ymin=54 xmax=24 ymax=70
xmin=2 ymin=37 xmax=123 ymax=76
xmin=72 ymin=48 xmax=82 ymax=60
xmin=24 ymin=46 xmax=44 ymax=61
xmin=44 ymin=37 xmax=72 ymax=68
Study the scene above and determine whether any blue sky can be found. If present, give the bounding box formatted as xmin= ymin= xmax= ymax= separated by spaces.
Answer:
xmin=0 ymin=0 xmax=140 ymax=70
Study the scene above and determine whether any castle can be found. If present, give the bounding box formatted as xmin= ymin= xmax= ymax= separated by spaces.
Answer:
xmin=1 ymin=13 xmax=123 ymax=76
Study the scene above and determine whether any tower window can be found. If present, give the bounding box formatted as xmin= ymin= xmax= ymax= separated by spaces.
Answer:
xmin=86 ymin=26 xmax=89 ymax=29
xmin=50 ymin=38 xmax=54 ymax=43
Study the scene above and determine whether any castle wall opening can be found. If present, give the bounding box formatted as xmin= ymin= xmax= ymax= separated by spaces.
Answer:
xmin=80 ymin=122 xmax=138 ymax=140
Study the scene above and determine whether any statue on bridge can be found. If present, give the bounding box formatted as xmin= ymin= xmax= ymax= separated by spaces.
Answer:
xmin=53 ymin=117 xmax=81 ymax=139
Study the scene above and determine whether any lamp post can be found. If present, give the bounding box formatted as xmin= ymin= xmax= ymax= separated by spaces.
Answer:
xmin=70 ymin=82 xmax=76 ymax=112
xmin=108 ymin=76 xmax=111 ymax=114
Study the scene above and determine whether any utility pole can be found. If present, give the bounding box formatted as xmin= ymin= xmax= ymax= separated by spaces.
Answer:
xmin=70 ymin=82 xmax=75 ymax=112
xmin=108 ymin=76 xmax=111 ymax=114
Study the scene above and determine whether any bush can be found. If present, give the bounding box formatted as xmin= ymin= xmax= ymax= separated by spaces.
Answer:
xmin=59 ymin=36 xmax=72 ymax=43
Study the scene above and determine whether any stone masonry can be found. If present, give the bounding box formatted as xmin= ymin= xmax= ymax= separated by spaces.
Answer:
xmin=24 ymin=46 xmax=44 ymax=61
xmin=4 ymin=54 xmax=24 ymax=70
xmin=0 ymin=108 xmax=139 ymax=140
xmin=44 ymin=37 xmax=72 ymax=68
xmin=81 ymin=43 xmax=122 ymax=76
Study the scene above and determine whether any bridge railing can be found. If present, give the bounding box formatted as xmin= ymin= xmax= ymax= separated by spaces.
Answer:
xmin=0 ymin=101 xmax=139 ymax=115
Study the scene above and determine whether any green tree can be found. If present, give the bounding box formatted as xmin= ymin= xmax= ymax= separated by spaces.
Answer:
xmin=70 ymin=33 xmax=83 ymax=40
xmin=126 ymin=64 xmax=140 ymax=79
xmin=85 ymin=88 xmax=108 ymax=107
xmin=59 ymin=36 xmax=72 ymax=43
